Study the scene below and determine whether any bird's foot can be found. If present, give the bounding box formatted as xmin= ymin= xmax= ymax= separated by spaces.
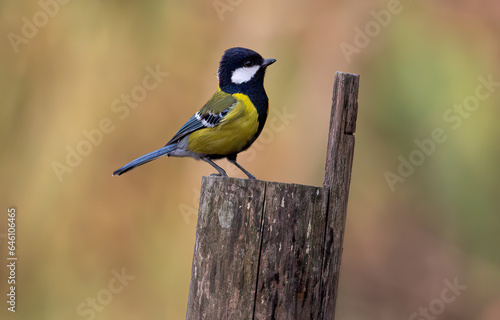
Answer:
xmin=210 ymin=173 xmax=228 ymax=177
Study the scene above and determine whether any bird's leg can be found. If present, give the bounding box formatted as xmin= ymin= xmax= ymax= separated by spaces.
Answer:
xmin=201 ymin=157 xmax=228 ymax=177
xmin=227 ymin=155 xmax=256 ymax=180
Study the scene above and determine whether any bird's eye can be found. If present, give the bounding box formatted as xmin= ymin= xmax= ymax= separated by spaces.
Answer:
xmin=244 ymin=60 xmax=254 ymax=68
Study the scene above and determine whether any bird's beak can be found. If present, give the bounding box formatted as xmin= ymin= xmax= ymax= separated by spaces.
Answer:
xmin=262 ymin=58 xmax=276 ymax=67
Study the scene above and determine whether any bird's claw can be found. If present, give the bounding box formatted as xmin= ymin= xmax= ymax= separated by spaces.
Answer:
xmin=210 ymin=173 xmax=228 ymax=177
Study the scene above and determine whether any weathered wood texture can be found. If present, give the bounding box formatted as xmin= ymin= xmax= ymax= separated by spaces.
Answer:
xmin=186 ymin=72 xmax=359 ymax=320
xmin=320 ymin=72 xmax=359 ymax=320
xmin=186 ymin=177 xmax=266 ymax=320
xmin=187 ymin=177 xmax=326 ymax=320
xmin=254 ymin=182 xmax=326 ymax=319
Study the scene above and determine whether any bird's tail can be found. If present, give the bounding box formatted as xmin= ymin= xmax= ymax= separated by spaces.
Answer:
xmin=112 ymin=144 xmax=177 ymax=176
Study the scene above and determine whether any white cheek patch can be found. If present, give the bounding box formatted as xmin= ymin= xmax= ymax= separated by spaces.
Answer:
xmin=231 ymin=65 xmax=260 ymax=84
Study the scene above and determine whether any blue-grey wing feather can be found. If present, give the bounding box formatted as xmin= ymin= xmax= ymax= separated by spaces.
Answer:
xmin=165 ymin=115 xmax=204 ymax=146
xmin=165 ymin=92 xmax=237 ymax=146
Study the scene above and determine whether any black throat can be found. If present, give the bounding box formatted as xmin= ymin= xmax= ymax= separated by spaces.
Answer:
xmin=220 ymin=75 xmax=269 ymax=138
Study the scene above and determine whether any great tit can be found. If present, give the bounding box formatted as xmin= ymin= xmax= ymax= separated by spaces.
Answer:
xmin=112 ymin=47 xmax=276 ymax=179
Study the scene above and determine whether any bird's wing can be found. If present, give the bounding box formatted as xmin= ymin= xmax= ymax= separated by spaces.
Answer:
xmin=165 ymin=90 xmax=237 ymax=145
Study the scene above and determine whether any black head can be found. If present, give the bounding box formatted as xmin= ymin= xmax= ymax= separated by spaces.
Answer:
xmin=217 ymin=47 xmax=276 ymax=92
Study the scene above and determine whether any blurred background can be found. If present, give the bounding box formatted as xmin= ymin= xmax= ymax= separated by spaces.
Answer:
xmin=1 ymin=0 xmax=499 ymax=319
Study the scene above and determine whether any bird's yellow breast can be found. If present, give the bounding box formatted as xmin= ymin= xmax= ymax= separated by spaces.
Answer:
xmin=187 ymin=93 xmax=259 ymax=155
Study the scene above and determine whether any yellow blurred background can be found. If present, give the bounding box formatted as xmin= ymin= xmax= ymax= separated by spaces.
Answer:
xmin=1 ymin=0 xmax=499 ymax=319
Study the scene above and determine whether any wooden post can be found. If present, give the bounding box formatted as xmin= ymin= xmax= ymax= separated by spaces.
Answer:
xmin=186 ymin=72 xmax=359 ymax=320
xmin=319 ymin=72 xmax=359 ymax=319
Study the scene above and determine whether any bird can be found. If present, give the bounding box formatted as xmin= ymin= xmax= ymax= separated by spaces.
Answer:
xmin=112 ymin=47 xmax=276 ymax=179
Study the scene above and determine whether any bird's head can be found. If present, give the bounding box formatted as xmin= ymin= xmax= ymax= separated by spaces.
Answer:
xmin=217 ymin=47 xmax=276 ymax=91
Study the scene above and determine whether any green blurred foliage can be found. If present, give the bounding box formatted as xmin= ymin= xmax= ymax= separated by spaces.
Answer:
xmin=1 ymin=0 xmax=499 ymax=319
